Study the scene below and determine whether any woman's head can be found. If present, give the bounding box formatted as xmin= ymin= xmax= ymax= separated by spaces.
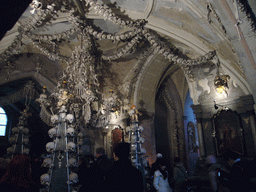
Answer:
xmin=157 ymin=158 xmax=167 ymax=170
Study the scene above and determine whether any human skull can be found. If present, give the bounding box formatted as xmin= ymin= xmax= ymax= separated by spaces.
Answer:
xmin=66 ymin=127 xmax=75 ymax=137
xmin=9 ymin=137 xmax=17 ymax=145
xmin=46 ymin=142 xmax=55 ymax=153
xmin=66 ymin=114 xmax=74 ymax=124
xmin=40 ymin=173 xmax=50 ymax=185
xmin=12 ymin=127 xmax=19 ymax=134
xmin=77 ymin=132 xmax=83 ymax=138
xmin=7 ymin=147 xmax=14 ymax=154
xmin=23 ymin=148 xmax=30 ymax=154
xmin=131 ymin=132 xmax=137 ymax=143
xmin=51 ymin=115 xmax=59 ymax=124
xmin=131 ymin=155 xmax=137 ymax=163
xmin=69 ymin=173 xmax=79 ymax=184
xmin=131 ymin=144 xmax=137 ymax=152
xmin=48 ymin=128 xmax=57 ymax=138
xmin=68 ymin=158 xmax=77 ymax=167
xmin=22 ymin=127 xmax=30 ymax=135
xmin=67 ymin=142 xmax=76 ymax=152
xmin=23 ymin=137 xmax=29 ymax=145
xmin=42 ymin=158 xmax=53 ymax=168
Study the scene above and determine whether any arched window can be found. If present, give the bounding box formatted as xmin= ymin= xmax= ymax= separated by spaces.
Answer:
xmin=0 ymin=107 xmax=7 ymax=136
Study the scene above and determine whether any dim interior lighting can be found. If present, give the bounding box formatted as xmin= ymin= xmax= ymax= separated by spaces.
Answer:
xmin=214 ymin=54 xmax=230 ymax=96
xmin=213 ymin=100 xmax=229 ymax=110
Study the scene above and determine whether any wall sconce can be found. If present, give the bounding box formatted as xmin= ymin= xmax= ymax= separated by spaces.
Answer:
xmin=214 ymin=55 xmax=230 ymax=96
xmin=213 ymin=100 xmax=229 ymax=110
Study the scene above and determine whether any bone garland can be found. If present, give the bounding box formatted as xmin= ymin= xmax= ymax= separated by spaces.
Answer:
xmin=102 ymin=34 xmax=142 ymax=60
xmin=23 ymin=27 xmax=79 ymax=42
xmin=23 ymin=2 xmax=59 ymax=32
xmin=160 ymin=89 xmax=180 ymax=157
xmin=39 ymin=104 xmax=54 ymax=126
xmin=127 ymin=47 xmax=155 ymax=99
xmin=237 ymin=0 xmax=256 ymax=33
xmin=83 ymin=0 xmax=146 ymax=28
xmin=0 ymin=34 xmax=22 ymax=62
xmin=68 ymin=14 xmax=143 ymax=42
xmin=143 ymin=29 xmax=217 ymax=66
xmin=206 ymin=2 xmax=227 ymax=35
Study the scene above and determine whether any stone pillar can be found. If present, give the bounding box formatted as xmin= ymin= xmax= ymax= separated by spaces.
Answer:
xmin=191 ymin=105 xmax=205 ymax=157
xmin=248 ymin=110 xmax=256 ymax=151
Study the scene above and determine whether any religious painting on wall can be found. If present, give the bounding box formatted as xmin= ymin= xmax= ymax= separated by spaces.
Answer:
xmin=213 ymin=109 xmax=244 ymax=156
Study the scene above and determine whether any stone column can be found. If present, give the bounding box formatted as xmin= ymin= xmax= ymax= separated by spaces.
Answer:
xmin=248 ymin=110 xmax=256 ymax=151
xmin=191 ymin=105 xmax=205 ymax=157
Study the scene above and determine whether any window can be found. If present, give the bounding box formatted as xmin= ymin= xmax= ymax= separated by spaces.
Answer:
xmin=0 ymin=107 xmax=7 ymax=136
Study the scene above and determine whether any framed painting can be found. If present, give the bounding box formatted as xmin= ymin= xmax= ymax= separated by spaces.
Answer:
xmin=213 ymin=109 xmax=244 ymax=156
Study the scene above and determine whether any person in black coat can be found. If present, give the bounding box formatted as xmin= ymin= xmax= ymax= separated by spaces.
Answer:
xmin=106 ymin=142 xmax=144 ymax=192
xmin=218 ymin=150 xmax=252 ymax=192
xmin=81 ymin=147 xmax=113 ymax=192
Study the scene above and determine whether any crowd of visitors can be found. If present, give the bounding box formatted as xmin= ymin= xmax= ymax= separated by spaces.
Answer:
xmin=0 ymin=147 xmax=255 ymax=192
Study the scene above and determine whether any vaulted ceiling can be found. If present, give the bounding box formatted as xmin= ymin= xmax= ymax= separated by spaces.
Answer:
xmin=0 ymin=0 xmax=256 ymax=114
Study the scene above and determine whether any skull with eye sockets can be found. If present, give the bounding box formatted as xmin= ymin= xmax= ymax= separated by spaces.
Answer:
xmin=42 ymin=158 xmax=53 ymax=168
xmin=69 ymin=172 xmax=79 ymax=184
xmin=67 ymin=142 xmax=76 ymax=152
xmin=66 ymin=114 xmax=74 ymax=124
xmin=46 ymin=142 xmax=55 ymax=153
xmin=48 ymin=128 xmax=57 ymax=138
xmin=40 ymin=173 xmax=50 ymax=186
xmin=66 ymin=127 xmax=75 ymax=137
xmin=68 ymin=157 xmax=77 ymax=167
xmin=51 ymin=115 xmax=59 ymax=125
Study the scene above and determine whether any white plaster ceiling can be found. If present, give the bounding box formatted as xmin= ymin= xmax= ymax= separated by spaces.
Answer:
xmin=0 ymin=0 xmax=256 ymax=108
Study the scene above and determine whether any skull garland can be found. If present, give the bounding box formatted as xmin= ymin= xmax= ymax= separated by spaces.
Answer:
xmin=48 ymin=127 xmax=57 ymax=138
xmin=40 ymin=173 xmax=50 ymax=186
xmin=46 ymin=142 xmax=55 ymax=153
xmin=42 ymin=158 xmax=53 ymax=168
xmin=67 ymin=142 xmax=76 ymax=152
xmin=68 ymin=172 xmax=79 ymax=184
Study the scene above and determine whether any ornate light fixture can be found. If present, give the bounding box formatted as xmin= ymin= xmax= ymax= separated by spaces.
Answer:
xmin=214 ymin=55 xmax=230 ymax=96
